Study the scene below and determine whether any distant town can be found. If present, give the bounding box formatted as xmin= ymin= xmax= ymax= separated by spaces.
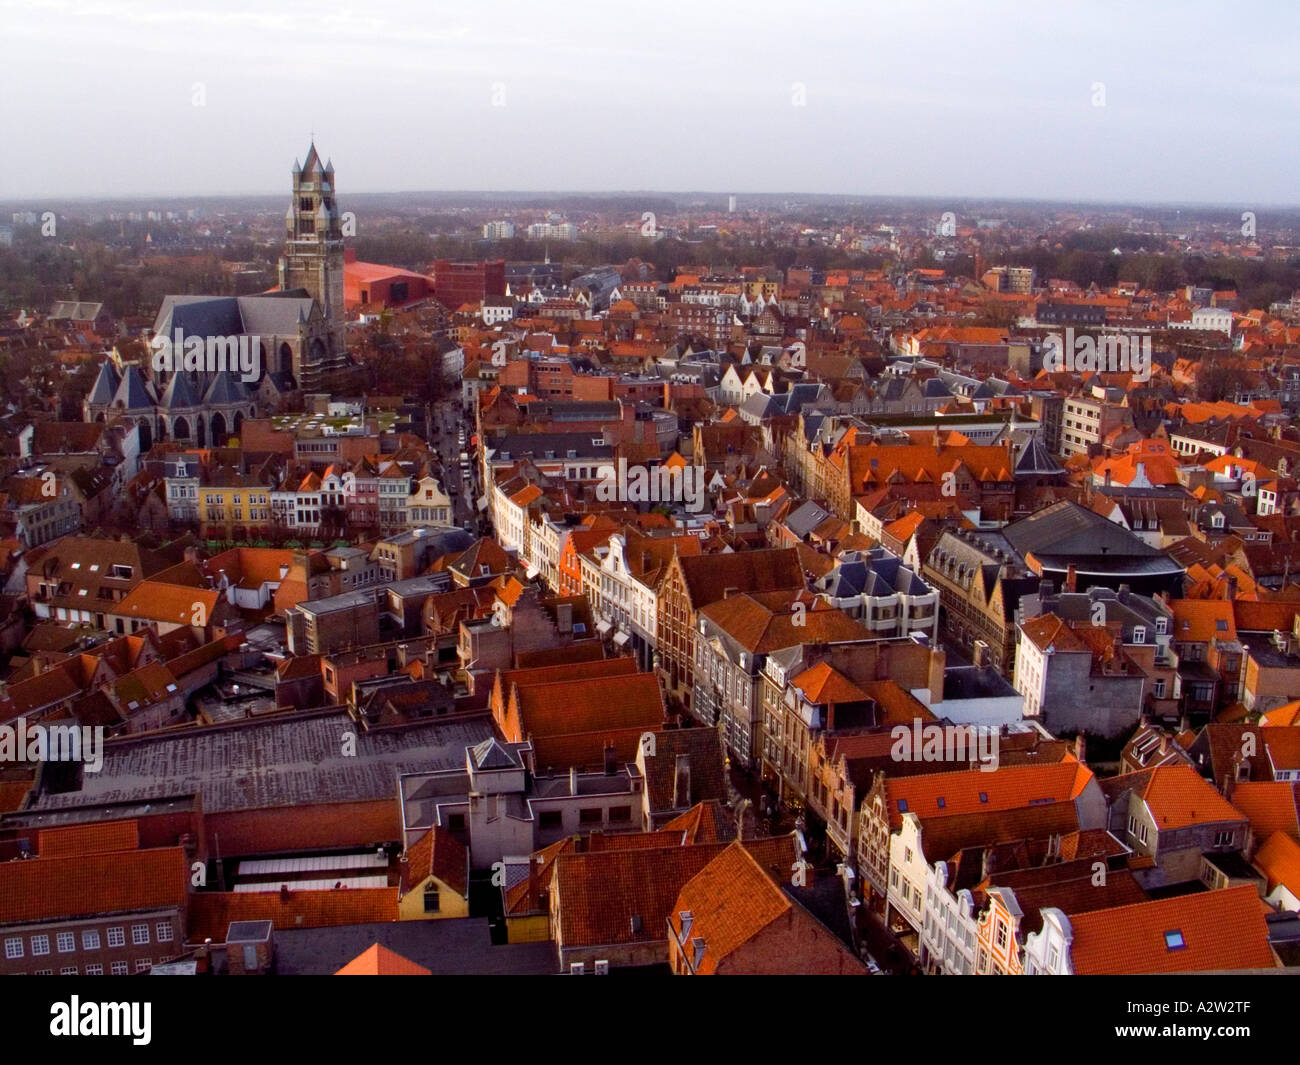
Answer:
xmin=1 ymin=141 xmax=1299 ymax=979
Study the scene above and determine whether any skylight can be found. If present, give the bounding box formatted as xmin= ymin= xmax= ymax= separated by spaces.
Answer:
xmin=1164 ymin=930 xmax=1185 ymax=951
xmin=897 ymin=799 xmax=908 ymax=812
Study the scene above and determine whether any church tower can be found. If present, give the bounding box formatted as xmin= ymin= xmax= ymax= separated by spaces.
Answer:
xmin=279 ymin=143 xmax=346 ymax=359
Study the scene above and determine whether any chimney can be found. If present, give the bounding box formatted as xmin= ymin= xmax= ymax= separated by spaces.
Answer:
xmin=1075 ymin=733 xmax=1087 ymax=764
xmin=1066 ymin=564 xmax=1077 ymax=593
xmin=570 ymin=766 xmax=578 ymax=796
xmin=603 ymin=742 xmax=616 ymax=776
xmin=673 ymin=753 xmax=691 ymax=809
xmin=1227 ymin=575 xmax=1238 ymax=600
xmin=279 ymin=884 xmax=291 ymax=902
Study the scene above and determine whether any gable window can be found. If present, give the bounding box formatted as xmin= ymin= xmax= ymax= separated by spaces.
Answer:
xmin=424 ymin=886 xmax=441 ymax=914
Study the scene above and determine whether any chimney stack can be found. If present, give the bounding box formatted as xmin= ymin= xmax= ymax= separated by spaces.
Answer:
xmin=603 ymin=742 xmax=616 ymax=776
xmin=570 ymin=766 xmax=578 ymax=796
xmin=1066 ymin=564 xmax=1077 ymax=593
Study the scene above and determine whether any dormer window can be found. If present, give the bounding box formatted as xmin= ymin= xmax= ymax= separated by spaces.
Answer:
xmin=1132 ymin=626 xmax=1145 ymax=644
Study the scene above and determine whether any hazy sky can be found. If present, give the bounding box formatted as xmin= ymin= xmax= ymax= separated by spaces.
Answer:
xmin=2 ymin=0 xmax=1297 ymax=204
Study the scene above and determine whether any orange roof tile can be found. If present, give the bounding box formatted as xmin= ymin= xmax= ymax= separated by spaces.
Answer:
xmin=0 ymin=847 xmax=188 ymax=925
xmin=1138 ymin=765 xmax=1245 ymax=830
xmin=1254 ymin=831 xmax=1300 ymax=896
xmin=1067 ymin=884 xmax=1276 ymax=974
xmin=187 ymin=888 xmax=399 ymax=941
xmin=38 ymin=819 xmax=140 ymax=858
xmin=335 ymin=943 xmax=431 ymax=976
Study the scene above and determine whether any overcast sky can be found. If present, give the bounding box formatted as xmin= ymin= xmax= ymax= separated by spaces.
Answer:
xmin=2 ymin=0 xmax=1297 ymax=204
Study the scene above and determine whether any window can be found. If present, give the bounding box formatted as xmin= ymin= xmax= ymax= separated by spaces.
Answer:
xmin=608 ymin=806 xmax=632 ymax=823
xmin=1164 ymin=930 xmax=1185 ymax=951
xmin=995 ymin=923 xmax=1008 ymax=950
xmin=5 ymin=937 xmax=23 ymax=960
xmin=579 ymin=807 xmax=602 ymax=825
xmin=156 ymin=923 xmax=173 ymax=943
xmin=131 ymin=924 xmax=149 ymax=946
xmin=539 ymin=811 xmax=563 ymax=830
xmin=31 ymin=935 xmax=49 ymax=956
xmin=1132 ymin=626 xmax=1145 ymax=644
xmin=1154 ymin=679 xmax=1166 ymax=699
xmin=1213 ymin=830 xmax=1234 ymax=847
xmin=423 ymin=886 xmax=440 ymax=914
xmin=111 ymin=961 xmax=128 ymax=975
xmin=135 ymin=959 xmax=151 ymax=972
xmin=85 ymin=964 xmax=103 ymax=975
xmin=56 ymin=932 xmax=75 ymax=953
xmin=60 ymin=966 xmax=78 ymax=976
xmin=81 ymin=930 xmax=100 ymax=951
xmin=107 ymin=927 xmax=125 ymax=948
xmin=904 ymin=848 xmax=913 ymax=864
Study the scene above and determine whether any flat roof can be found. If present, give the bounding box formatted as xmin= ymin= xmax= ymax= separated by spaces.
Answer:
xmin=23 ymin=709 xmax=496 ymax=815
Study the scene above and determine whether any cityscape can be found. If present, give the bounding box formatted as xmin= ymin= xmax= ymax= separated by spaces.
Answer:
xmin=0 ymin=2 xmax=1296 ymax=1022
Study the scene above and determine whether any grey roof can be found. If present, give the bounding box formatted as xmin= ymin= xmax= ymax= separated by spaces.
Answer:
xmin=489 ymin=432 xmax=612 ymax=460
xmin=1014 ymin=436 xmax=1066 ymax=476
xmin=817 ymin=547 xmax=933 ymax=599
xmin=236 ymin=294 xmax=316 ymax=335
xmin=471 ymin=737 xmax=522 ymax=770
xmin=159 ymin=372 xmax=200 ymax=410
xmin=923 ymin=377 xmax=954 ymax=398
xmin=111 ymin=365 xmax=157 ymax=410
xmin=87 ymin=361 xmax=119 ymax=405
xmin=152 ymin=292 xmax=317 ymax=340
xmin=203 ymin=371 xmax=254 ymax=406
xmin=783 ymin=500 xmax=832 ymax=539
xmin=49 ymin=301 xmax=104 ymax=320
xmin=153 ymin=295 xmax=243 ymax=339
xmin=1002 ymin=500 xmax=1170 ymax=560
xmin=272 ymin=918 xmax=557 ymax=976
xmin=22 ymin=709 xmax=497 ymax=815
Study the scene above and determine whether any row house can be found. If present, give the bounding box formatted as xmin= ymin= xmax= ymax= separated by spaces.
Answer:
xmin=858 ymin=761 xmax=1105 ymax=934
xmin=655 ymin=547 xmax=804 ymax=715
xmin=693 ymin=590 xmax=865 ymax=769
xmin=0 ymin=472 xmax=82 ymax=548
xmin=1023 ymin=883 xmax=1276 ymax=975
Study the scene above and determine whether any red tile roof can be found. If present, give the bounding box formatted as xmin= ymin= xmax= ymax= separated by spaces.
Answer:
xmin=1138 ymin=765 xmax=1245 ymax=830
xmin=187 ymin=888 xmax=399 ymax=941
xmin=38 ymin=819 xmax=140 ymax=858
xmin=0 ymin=847 xmax=188 ymax=925
xmin=335 ymin=943 xmax=430 ymax=976
xmin=1067 ymin=884 xmax=1276 ymax=974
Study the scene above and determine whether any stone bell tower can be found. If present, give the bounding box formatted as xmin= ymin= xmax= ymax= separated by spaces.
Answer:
xmin=279 ymin=142 xmax=346 ymax=357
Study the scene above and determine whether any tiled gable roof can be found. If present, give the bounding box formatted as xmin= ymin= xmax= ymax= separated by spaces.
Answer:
xmin=0 ymin=847 xmax=188 ymax=925
xmin=669 ymin=842 xmax=790 ymax=974
xmin=1067 ymin=884 xmax=1275 ymax=974
xmin=1138 ymin=765 xmax=1246 ymax=829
